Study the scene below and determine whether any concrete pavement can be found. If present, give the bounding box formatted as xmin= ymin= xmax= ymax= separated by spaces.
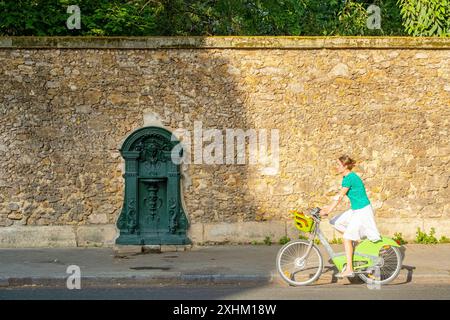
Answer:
xmin=0 ymin=244 xmax=449 ymax=288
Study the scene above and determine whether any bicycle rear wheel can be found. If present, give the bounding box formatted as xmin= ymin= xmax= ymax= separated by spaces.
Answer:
xmin=358 ymin=245 xmax=402 ymax=285
xmin=276 ymin=240 xmax=323 ymax=286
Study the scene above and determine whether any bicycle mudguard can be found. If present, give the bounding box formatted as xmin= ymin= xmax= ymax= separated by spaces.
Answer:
xmin=332 ymin=236 xmax=400 ymax=272
xmin=355 ymin=236 xmax=400 ymax=257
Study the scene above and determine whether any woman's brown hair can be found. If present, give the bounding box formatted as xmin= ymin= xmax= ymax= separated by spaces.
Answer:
xmin=338 ymin=155 xmax=356 ymax=170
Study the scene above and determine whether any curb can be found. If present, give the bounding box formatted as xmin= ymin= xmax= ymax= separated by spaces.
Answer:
xmin=0 ymin=274 xmax=274 ymax=288
xmin=271 ymin=272 xmax=450 ymax=285
xmin=1 ymin=272 xmax=449 ymax=288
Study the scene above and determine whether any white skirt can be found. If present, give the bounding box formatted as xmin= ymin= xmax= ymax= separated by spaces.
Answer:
xmin=329 ymin=204 xmax=381 ymax=242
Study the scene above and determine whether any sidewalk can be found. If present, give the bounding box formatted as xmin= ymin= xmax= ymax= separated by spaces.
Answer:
xmin=0 ymin=244 xmax=449 ymax=288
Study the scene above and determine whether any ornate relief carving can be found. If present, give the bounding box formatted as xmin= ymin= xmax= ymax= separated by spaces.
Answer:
xmin=143 ymin=183 xmax=163 ymax=224
xmin=133 ymin=133 xmax=173 ymax=175
xmin=168 ymin=197 xmax=178 ymax=234
xmin=127 ymin=199 xmax=137 ymax=234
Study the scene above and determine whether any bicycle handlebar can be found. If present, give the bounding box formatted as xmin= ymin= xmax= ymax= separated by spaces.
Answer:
xmin=307 ymin=207 xmax=322 ymax=220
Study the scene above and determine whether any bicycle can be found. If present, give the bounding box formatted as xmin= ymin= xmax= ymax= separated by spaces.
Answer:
xmin=276 ymin=207 xmax=403 ymax=286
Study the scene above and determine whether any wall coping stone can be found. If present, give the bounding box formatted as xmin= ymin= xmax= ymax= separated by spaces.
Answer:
xmin=1 ymin=36 xmax=449 ymax=50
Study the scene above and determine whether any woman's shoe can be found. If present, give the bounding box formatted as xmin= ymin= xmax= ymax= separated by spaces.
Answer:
xmin=335 ymin=271 xmax=355 ymax=278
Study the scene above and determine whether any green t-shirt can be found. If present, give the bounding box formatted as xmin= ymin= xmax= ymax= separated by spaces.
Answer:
xmin=342 ymin=171 xmax=371 ymax=210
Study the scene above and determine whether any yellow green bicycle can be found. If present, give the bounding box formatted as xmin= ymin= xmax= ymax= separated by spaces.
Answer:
xmin=276 ymin=207 xmax=403 ymax=286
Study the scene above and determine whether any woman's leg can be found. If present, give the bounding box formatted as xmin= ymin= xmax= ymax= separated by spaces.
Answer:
xmin=340 ymin=213 xmax=362 ymax=276
xmin=343 ymin=238 xmax=354 ymax=274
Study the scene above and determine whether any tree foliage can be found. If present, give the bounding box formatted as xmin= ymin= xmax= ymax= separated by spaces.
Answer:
xmin=0 ymin=0 xmax=442 ymax=36
xmin=398 ymin=0 xmax=450 ymax=36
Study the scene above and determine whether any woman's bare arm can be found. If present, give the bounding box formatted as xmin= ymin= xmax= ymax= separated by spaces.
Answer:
xmin=321 ymin=187 xmax=349 ymax=216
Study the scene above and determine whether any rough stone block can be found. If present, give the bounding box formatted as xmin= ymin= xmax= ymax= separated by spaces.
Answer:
xmin=160 ymin=245 xmax=178 ymax=253
xmin=287 ymin=219 xmax=335 ymax=242
xmin=87 ymin=214 xmax=108 ymax=224
xmin=176 ymin=244 xmax=193 ymax=252
xmin=113 ymin=245 xmax=142 ymax=256
xmin=0 ymin=226 xmax=77 ymax=248
xmin=204 ymin=221 xmax=285 ymax=244
xmin=376 ymin=217 xmax=423 ymax=241
xmin=319 ymin=221 xmax=336 ymax=240
xmin=142 ymin=245 xmax=161 ymax=253
xmin=423 ymin=219 xmax=450 ymax=239
xmin=76 ymin=224 xmax=118 ymax=247
xmin=188 ymin=223 xmax=204 ymax=244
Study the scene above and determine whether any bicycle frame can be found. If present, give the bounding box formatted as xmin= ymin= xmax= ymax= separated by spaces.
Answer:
xmin=302 ymin=213 xmax=399 ymax=273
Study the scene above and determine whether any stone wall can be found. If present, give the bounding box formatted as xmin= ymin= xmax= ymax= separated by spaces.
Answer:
xmin=0 ymin=37 xmax=449 ymax=247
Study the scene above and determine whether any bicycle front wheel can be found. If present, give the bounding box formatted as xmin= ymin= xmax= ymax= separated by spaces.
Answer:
xmin=276 ymin=240 xmax=323 ymax=286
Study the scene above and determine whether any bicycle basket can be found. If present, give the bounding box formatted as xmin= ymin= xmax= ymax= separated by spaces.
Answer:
xmin=291 ymin=210 xmax=315 ymax=233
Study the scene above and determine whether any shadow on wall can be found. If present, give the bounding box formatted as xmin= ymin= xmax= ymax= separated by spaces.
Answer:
xmin=131 ymin=39 xmax=260 ymax=226
xmin=0 ymin=37 xmax=261 ymax=240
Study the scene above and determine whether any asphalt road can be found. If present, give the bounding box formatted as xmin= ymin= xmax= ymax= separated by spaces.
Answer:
xmin=0 ymin=282 xmax=449 ymax=300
